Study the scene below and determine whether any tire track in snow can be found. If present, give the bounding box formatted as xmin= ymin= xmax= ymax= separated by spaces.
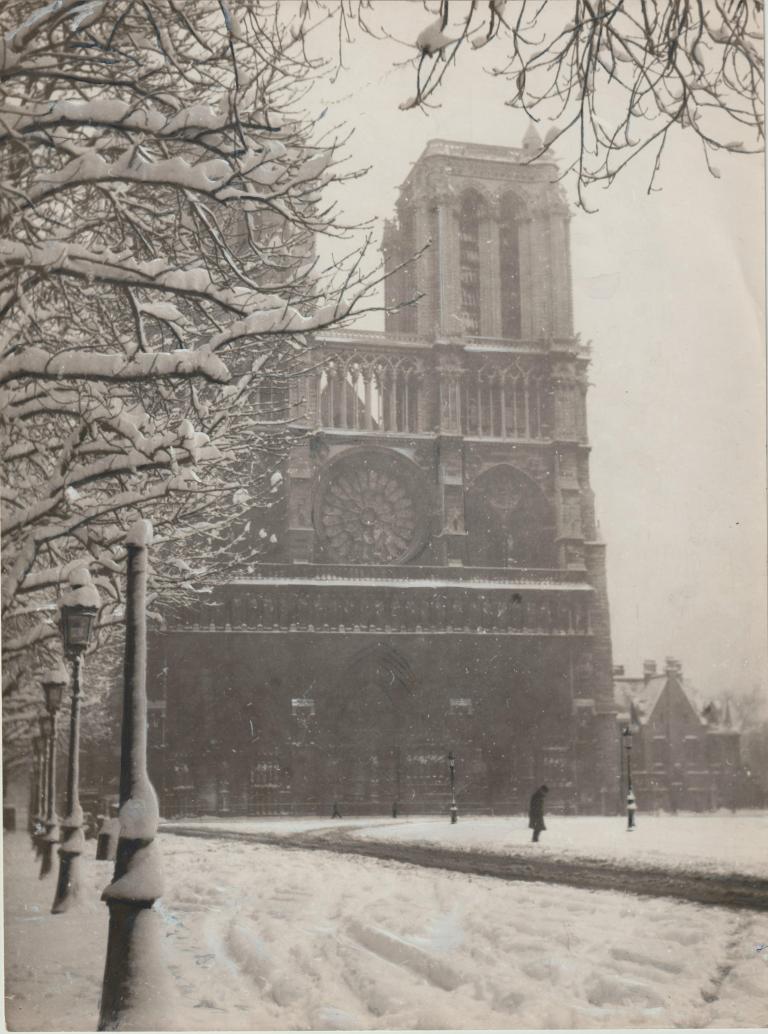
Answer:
xmin=345 ymin=918 xmax=462 ymax=991
xmin=161 ymin=823 xmax=768 ymax=912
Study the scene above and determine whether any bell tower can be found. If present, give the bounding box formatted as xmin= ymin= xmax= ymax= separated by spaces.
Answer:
xmin=383 ymin=128 xmax=573 ymax=342
xmin=151 ymin=131 xmax=619 ymax=818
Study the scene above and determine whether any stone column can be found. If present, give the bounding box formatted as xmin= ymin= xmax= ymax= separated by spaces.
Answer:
xmin=549 ymin=209 xmax=573 ymax=338
xmin=517 ymin=214 xmax=536 ymax=338
xmin=413 ymin=199 xmax=439 ymax=339
xmin=286 ymin=444 xmax=314 ymax=562
xmin=434 ymin=195 xmax=463 ymax=337
xmin=554 ymin=446 xmax=586 ymax=571
xmin=434 ymin=344 xmax=467 ymax=564
xmin=479 ymin=202 xmax=502 ymax=338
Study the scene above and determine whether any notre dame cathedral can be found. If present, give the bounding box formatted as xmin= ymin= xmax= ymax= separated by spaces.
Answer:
xmin=148 ymin=131 xmax=619 ymax=817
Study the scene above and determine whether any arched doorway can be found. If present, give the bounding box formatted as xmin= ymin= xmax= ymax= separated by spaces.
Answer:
xmin=326 ymin=644 xmax=416 ymax=813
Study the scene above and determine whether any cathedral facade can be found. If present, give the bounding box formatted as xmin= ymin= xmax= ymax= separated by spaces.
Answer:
xmin=148 ymin=134 xmax=619 ymax=817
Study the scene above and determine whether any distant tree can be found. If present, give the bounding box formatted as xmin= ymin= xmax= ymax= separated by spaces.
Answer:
xmin=329 ymin=0 xmax=764 ymax=206
xmin=0 ymin=1 xmax=395 ymax=761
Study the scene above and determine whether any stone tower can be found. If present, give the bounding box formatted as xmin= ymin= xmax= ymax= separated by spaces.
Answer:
xmin=149 ymin=135 xmax=618 ymax=817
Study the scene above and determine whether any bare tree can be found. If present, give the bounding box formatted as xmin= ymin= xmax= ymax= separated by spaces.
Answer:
xmin=323 ymin=0 xmax=763 ymax=207
xmin=0 ymin=1 xmax=391 ymax=747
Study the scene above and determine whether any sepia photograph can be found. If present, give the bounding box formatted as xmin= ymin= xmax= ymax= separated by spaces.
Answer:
xmin=1 ymin=1 xmax=766 ymax=1031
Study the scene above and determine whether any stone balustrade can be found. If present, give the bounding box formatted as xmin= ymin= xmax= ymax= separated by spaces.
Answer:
xmin=174 ymin=581 xmax=592 ymax=638
xmin=228 ymin=562 xmax=588 ymax=586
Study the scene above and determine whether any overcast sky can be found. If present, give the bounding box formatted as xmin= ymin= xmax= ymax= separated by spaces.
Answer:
xmin=311 ymin=9 xmax=766 ymax=701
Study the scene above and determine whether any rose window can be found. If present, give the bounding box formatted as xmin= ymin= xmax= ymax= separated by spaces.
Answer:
xmin=316 ymin=453 xmax=425 ymax=564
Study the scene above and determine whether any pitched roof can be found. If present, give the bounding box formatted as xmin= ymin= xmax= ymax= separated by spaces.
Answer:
xmin=613 ymin=674 xmax=668 ymax=726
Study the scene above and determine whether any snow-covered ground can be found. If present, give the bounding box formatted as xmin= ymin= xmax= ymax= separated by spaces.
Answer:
xmin=348 ymin=812 xmax=768 ymax=879
xmin=163 ymin=811 xmax=768 ymax=878
xmin=4 ymin=828 xmax=767 ymax=1031
xmin=163 ymin=815 xmax=400 ymax=837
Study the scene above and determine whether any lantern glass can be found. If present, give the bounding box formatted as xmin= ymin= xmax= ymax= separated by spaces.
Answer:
xmin=60 ymin=605 xmax=96 ymax=655
xmin=43 ymin=678 xmax=66 ymax=713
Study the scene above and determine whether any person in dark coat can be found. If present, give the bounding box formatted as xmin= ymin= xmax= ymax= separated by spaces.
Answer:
xmin=528 ymin=784 xmax=549 ymax=842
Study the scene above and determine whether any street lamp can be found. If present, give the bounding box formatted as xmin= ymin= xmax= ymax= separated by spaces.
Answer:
xmin=38 ymin=667 xmax=67 ymax=874
xmin=622 ymin=726 xmax=636 ymax=831
xmin=99 ymin=520 xmax=164 ymax=1031
xmin=448 ymin=751 xmax=458 ymax=824
xmin=38 ymin=709 xmax=58 ymax=875
xmin=52 ymin=568 xmax=100 ymax=913
xmin=29 ymin=734 xmax=45 ymax=841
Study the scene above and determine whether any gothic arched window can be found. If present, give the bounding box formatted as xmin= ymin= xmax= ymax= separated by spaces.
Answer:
xmin=465 ymin=465 xmax=554 ymax=568
xmin=499 ymin=193 xmax=522 ymax=339
xmin=393 ymin=362 xmax=420 ymax=432
xmin=319 ymin=364 xmax=337 ymax=426
xmin=528 ymin=375 xmax=544 ymax=438
xmin=255 ymin=375 xmax=289 ymax=423
xmin=458 ymin=191 xmax=484 ymax=335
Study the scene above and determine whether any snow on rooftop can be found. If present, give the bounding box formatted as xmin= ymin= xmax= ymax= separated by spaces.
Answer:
xmin=225 ymin=575 xmax=592 ymax=591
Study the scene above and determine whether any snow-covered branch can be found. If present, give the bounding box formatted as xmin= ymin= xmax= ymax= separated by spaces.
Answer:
xmin=0 ymin=0 xmax=386 ymax=756
xmin=0 ymin=345 xmax=231 ymax=387
xmin=324 ymin=0 xmax=763 ymax=206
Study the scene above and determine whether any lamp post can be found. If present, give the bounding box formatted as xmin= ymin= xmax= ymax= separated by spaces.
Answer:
xmin=39 ymin=668 xmax=67 ymax=876
xmin=38 ymin=713 xmax=55 ymax=873
xmin=29 ymin=734 xmax=44 ymax=840
xmin=99 ymin=520 xmax=165 ymax=1031
xmin=448 ymin=751 xmax=458 ymax=824
xmin=34 ymin=721 xmax=50 ymax=859
xmin=622 ymin=726 xmax=636 ymax=831
xmin=52 ymin=569 xmax=100 ymax=913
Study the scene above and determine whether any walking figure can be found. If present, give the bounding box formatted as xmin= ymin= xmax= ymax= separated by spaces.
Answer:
xmin=528 ymin=784 xmax=548 ymax=843
xmin=331 ymin=801 xmax=342 ymax=819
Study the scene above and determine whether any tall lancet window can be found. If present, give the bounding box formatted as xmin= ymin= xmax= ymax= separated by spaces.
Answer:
xmin=499 ymin=193 xmax=522 ymax=339
xmin=398 ymin=207 xmax=417 ymax=335
xmin=458 ymin=191 xmax=483 ymax=335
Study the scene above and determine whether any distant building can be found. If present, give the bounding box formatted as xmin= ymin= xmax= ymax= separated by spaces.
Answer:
xmin=613 ymin=657 xmax=743 ymax=811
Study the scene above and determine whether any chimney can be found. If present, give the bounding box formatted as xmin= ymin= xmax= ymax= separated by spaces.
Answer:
xmin=723 ymin=700 xmax=733 ymax=728
xmin=612 ymin=665 xmax=625 ymax=677
xmin=665 ymin=656 xmax=682 ymax=676
xmin=642 ymin=660 xmax=657 ymax=680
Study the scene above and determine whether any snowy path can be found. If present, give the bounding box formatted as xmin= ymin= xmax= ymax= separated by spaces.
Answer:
xmin=162 ymin=812 xmax=768 ymax=878
xmin=163 ymin=822 xmax=768 ymax=911
xmin=4 ymin=831 xmax=768 ymax=1031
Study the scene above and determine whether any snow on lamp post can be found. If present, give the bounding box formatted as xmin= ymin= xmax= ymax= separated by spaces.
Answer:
xmin=622 ymin=726 xmax=636 ymax=831
xmin=448 ymin=751 xmax=458 ymax=824
xmin=99 ymin=520 xmax=167 ymax=1032
xmin=52 ymin=571 xmax=100 ymax=913
xmin=38 ymin=666 xmax=68 ymax=877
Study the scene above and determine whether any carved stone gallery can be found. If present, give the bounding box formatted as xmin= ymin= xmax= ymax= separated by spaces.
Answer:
xmin=149 ymin=137 xmax=618 ymax=816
